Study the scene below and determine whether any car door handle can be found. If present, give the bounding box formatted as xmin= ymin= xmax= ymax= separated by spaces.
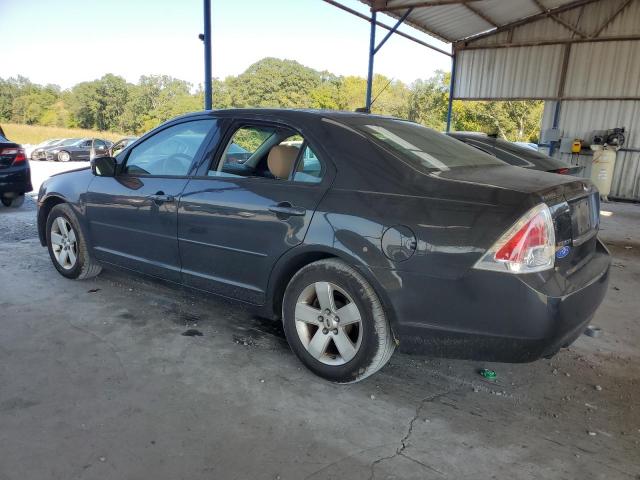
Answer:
xmin=149 ymin=192 xmax=175 ymax=204
xmin=268 ymin=202 xmax=306 ymax=217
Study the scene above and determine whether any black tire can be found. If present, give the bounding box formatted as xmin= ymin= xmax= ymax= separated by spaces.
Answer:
xmin=46 ymin=203 xmax=102 ymax=280
xmin=282 ymin=258 xmax=395 ymax=383
xmin=1 ymin=194 xmax=24 ymax=208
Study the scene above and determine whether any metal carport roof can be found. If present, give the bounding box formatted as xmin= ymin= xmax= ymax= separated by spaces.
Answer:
xmin=358 ymin=0 xmax=630 ymax=44
xmin=328 ymin=0 xmax=640 ymax=200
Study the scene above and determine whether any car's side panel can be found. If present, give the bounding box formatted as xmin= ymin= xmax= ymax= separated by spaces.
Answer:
xmin=178 ymin=178 xmax=329 ymax=304
xmin=85 ymin=175 xmax=189 ymax=282
xmin=37 ymin=168 xmax=94 ymax=246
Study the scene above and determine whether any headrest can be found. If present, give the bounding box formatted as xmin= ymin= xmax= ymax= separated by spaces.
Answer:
xmin=267 ymin=145 xmax=299 ymax=179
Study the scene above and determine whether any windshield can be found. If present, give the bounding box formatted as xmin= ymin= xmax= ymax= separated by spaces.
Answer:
xmin=353 ymin=119 xmax=503 ymax=171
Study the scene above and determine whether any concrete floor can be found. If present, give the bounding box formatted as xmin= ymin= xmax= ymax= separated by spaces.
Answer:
xmin=1 ymin=163 xmax=639 ymax=479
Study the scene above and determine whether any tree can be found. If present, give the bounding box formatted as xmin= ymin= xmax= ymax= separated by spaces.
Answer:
xmin=0 ymin=58 xmax=545 ymax=142
xmin=226 ymin=58 xmax=322 ymax=108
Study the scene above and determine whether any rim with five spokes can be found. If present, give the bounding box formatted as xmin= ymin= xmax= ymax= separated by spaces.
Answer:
xmin=50 ymin=217 xmax=78 ymax=270
xmin=294 ymin=281 xmax=363 ymax=366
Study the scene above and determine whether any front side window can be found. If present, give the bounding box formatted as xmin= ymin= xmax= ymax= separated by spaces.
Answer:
xmin=124 ymin=120 xmax=215 ymax=176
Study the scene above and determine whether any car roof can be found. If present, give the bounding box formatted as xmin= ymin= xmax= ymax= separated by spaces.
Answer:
xmin=172 ymin=108 xmax=404 ymax=124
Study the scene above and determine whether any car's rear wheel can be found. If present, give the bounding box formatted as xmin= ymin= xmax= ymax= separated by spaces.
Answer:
xmin=282 ymin=258 xmax=395 ymax=383
xmin=57 ymin=151 xmax=71 ymax=162
xmin=1 ymin=194 xmax=25 ymax=208
xmin=46 ymin=203 xmax=102 ymax=279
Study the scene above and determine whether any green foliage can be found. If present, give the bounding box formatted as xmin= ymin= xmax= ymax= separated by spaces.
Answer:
xmin=0 ymin=59 xmax=544 ymax=142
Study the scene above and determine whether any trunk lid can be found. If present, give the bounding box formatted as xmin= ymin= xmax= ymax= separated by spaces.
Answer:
xmin=436 ymin=165 xmax=600 ymax=272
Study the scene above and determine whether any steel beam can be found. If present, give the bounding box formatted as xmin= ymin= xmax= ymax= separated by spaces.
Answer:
xmin=373 ymin=0 xmax=481 ymax=11
xmin=446 ymin=53 xmax=456 ymax=132
xmin=374 ymin=7 xmax=414 ymax=54
xmin=322 ymin=0 xmax=452 ymax=56
xmin=592 ymin=0 xmax=633 ymax=37
xmin=464 ymin=0 xmax=601 ymax=43
xmin=203 ymin=0 xmax=212 ymax=110
xmin=457 ymin=34 xmax=640 ymax=50
xmin=365 ymin=11 xmax=377 ymax=111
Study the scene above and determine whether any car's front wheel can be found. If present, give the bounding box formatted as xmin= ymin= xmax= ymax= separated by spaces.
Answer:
xmin=57 ymin=151 xmax=71 ymax=162
xmin=46 ymin=203 xmax=102 ymax=279
xmin=282 ymin=259 xmax=395 ymax=383
xmin=1 ymin=194 xmax=25 ymax=208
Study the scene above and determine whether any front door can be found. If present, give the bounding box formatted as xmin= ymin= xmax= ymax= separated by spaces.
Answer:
xmin=85 ymin=118 xmax=217 ymax=282
xmin=178 ymin=120 xmax=333 ymax=304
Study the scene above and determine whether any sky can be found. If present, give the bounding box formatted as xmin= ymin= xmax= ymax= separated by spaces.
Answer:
xmin=0 ymin=0 xmax=452 ymax=90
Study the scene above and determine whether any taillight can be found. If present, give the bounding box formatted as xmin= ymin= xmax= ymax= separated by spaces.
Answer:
xmin=474 ymin=203 xmax=555 ymax=274
xmin=553 ymin=168 xmax=569 ymax=175
xmin=1 ymin=147 xmax=26 ymax=165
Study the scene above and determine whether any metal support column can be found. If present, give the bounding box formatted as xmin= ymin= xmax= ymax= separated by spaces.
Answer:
xmin=446 ymin=52 xmax=456 ymax=132
xmin=365 ymin=11 xmax=377 ymax=112
xmin=364 ymin=8 xmax=413 ymax=112
xmin=203 ymin=0 xmax=212 ymax=110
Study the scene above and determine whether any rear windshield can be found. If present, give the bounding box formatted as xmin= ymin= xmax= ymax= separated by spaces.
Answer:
xmin=352 ymin=119 xmax=503 ymax=171
xmin=492 ymin=138 xmax=566 ymax=169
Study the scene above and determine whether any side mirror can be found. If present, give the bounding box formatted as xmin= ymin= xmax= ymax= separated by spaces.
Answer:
xmin=91 ymin=156 xmax=117 ymax=177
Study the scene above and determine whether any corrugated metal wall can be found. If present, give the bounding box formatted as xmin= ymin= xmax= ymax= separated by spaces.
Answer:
xmin=454 ymin=0 xmax=640 ymax=199
xmin=454 ymin=0 xmax=640 ymax=99
xmin=541 ymin=100 xmax=640 ymax=201
xmin=456 ymin=46 xmax=563 ymax=98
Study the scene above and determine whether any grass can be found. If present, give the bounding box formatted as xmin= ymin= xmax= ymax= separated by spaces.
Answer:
xmin=1 ymin=123 xmax=125 ymax=145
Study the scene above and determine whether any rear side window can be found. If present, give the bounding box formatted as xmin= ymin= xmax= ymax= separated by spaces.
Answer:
xmin=354 ymin=120 xmax=503 ymax=171
xmin=293 ymin=145 xmax=322 ymax=183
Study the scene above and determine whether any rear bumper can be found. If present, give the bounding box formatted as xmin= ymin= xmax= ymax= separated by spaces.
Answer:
xmin=378 ymin=239 xmax=610 ymax=362
xmin=0 ymin=167 xmax=32 ymax=195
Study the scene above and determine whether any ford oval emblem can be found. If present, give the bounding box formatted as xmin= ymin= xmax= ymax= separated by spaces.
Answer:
xmin=556 ymin=246 xmax=571 ymax=259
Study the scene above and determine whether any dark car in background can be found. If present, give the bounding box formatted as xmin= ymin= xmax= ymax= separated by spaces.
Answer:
xmin=44 ymin=137 xmax=112 ymax=162
xmin=106 ymin=136 xmax=138 ymax=158
xmin=37 ymin=110 xmax=609 ymax=383
xmin=30 ymin=138 xmax=64 ymax=160
xmin=0 ymin=132 xmax=32 ymax=208
xmin=448 ymin=132 xmax=580 ymax=175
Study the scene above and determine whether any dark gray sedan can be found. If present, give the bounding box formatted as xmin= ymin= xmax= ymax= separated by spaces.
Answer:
xmin=44 ymin=138 xmax=112 ymax=162
xmin=37 ymin=109 xmax=610 ymax=383
xmin=448 ymin=132 xmax=580 ymax=175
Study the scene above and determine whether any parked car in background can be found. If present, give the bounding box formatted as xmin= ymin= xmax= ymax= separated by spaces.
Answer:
xmin=37 ymin=110 xmax=609 ymax=383
xmin=0 ymin=132 xmax=32 ymax=208
xmin=30 ymin=138 xmax=65 ymax=161
xmin=223 ymin=143 xmax=251 ymax=164
xmin=448 ymin=132 xmax=579 ymax=175
xmin=107 ymin=136 xmax=138 ymax=158
xmin=44 ymin=138 xmax=112 ymax=162
xmin=514 ymin=141 xmax=539 ymax=151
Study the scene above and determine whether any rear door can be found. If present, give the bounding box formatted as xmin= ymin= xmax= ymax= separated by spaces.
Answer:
xmin=85 ymin=118 xmax=218 ymax=281
xmin=178 ymin=118 xmax=334 ymax=304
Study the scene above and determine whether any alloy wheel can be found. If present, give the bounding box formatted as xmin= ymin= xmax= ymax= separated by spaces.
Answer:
xmin=294 ymin=281 xmax=363 ymax=366
xmin=50 ymin=217 xmax=78 ymax=270
xmin=58 ymin=151 xmax=70 ymax=162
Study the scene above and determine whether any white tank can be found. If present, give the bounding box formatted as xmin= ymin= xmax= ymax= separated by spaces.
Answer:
xmin=589 ymin=145 xmax=617 ymax=200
